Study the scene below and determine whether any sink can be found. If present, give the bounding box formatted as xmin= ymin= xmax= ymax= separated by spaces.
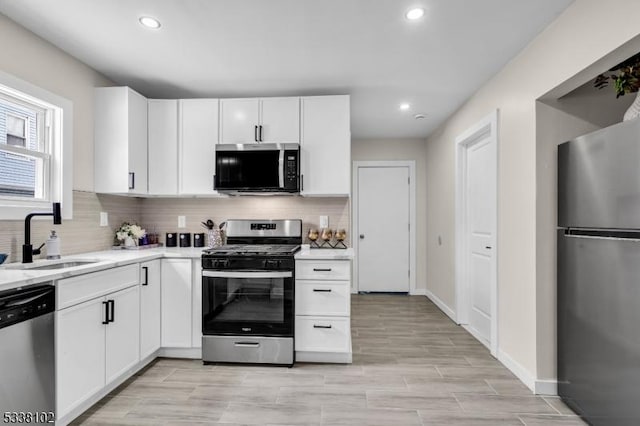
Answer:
xmin=27 ymin=261 xmax=99 ymax=270
xmin=3 ymin=259 xmax=101 ymax=270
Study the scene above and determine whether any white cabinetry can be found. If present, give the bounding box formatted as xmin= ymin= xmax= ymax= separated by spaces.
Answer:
xmin=294 ymin=258 xmax=352 ymax=363
xmin=179 ymin=99 xmax=219 ymax=195
xmin=56 ymin=265 xmax=140 ymax=418
xmin=161 ymin=258 xmax=192 ymax=348
xmin=300 ymin=95 xmax=351 ymax=196
xmin=220 ymin=97 xmax=299 ymax=143
xmin=94 ymin=86 xmax=148 ymax=195
xmin=191 ymin=258 xmax=203 ymax=347
xmin=148 ymin=99 xmax=178 ymax=195
xmin=140 ymin=260 xmax=161 ymax=359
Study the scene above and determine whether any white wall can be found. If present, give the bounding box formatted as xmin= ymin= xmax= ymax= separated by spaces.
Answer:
xmin=425 ymin=0 xmax=640 ymax=388
xmin=352 ymin=139 xmax=427 ymax=291
xmin=0 ymin=13 xmax=112 ymax=191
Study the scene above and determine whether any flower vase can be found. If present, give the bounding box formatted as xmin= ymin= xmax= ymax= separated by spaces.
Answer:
xmin=623 ymin=91 xmax=640 ymax=121
xmin=124 ymin=236 xmax=136 ymax=247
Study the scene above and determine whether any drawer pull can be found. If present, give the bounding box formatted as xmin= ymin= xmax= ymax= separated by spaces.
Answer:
xmin=234 ymin=342 xmax=260 ymax=347
xmin=313 ymin=289 xmax=332 ymax=292
xmin=313 ymin=268 xmax=332 ymax=272
xmin=313 ymin=324 xmax=332 ymax=329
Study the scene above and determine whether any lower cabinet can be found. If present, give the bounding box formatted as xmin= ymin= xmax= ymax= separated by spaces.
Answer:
xmin=56 ymin=284 xmax=140 ymax=418
xmin=161 ymin=258 xmax=193 ymax=348
xmin=140 ymin=260 xmax=161 ymax=359
xmin=294 ymin=258 xmax=352 ymax=363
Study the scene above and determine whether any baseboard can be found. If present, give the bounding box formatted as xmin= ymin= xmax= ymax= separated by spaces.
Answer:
xmin=534 ymin=379 xmax=558 ymax=396
xmin=159 ymin=347 xmax=202 ymax=359
xmin=411 ymin=288 xmax=427 ymax=296
xmin=424 ymin=289 xmax=457 ymax=322
xmin=497 ymin=349 xmax=536 ymax=393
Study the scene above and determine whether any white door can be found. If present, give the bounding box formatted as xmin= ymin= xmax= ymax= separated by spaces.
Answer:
xmin=463 ymin=136 xmax=496 ymax=347
xmin=105 ymin=286 xmax=140 ymax=384
xmin=148 ymin=99 xmax=178 ymax=195
xmin=161 ymin=258 xmax=193 ymax=347
xmin=219 ymin=98 xmax=260 ymax=143
xmin=140 ymin=260 xmax=161 ymax=359
xmin=357 ymin=166 xmax=410 ymax=292
xmin=260 ymin=97 xmax=300 ymax=143
xmin=56 ymin=297 xmax=106 ymax=417
xmin=180 ymin=99 xmax=219 ymax=195
xmin=127 ymin=88 xmax=148 ymax=194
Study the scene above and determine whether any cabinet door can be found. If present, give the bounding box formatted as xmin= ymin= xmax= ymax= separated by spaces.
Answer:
xmin=148 ymin=99 xmax=178 ymax=195
xmin=259 ymin=97 xmax=300 ymax=143
xmin=191 ymin=259 xmax=202 ymax=347
xmin=161 ymin=259 xmax=193 ymax=347
xmin=180 ymin=99 xmax=219 ymax=195
xmin=220 ymin=98 xmax=260 ymax=143
xmin=127 ymin=88 xmax=149 ymax=194
xmin=140 ymin=260 xmax=161 ymax=359
xmin=105 ymin=285 xmax=140 ymax=384
xmin=300 ymin=96 xmax=351 ymax=196
xmin=56 ymin=297 xmax=106 ymax=417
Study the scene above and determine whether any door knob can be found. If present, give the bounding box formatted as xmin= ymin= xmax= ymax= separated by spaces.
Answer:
xmin=359 ymin=234 xmax=365 ymax=239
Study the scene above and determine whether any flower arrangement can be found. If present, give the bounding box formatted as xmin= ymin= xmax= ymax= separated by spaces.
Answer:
xmin=115 ymin=222 xmax=146 ymax=246
xmin=594 ymin=52 xmax=640 ymax=98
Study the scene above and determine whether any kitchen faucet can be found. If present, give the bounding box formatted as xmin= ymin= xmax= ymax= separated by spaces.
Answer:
xmin=22 ymin=202 xmax=62 ymax=263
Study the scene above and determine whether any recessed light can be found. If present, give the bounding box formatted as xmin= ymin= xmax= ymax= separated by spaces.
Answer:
xmin=139 ymin=16 xmax=161 ymax=29
xmin=405 ymin=8 xmax=425 ymax=20
xmin=414 ymin=113 xmax=427 ymax=120
xmin=400 ymin=103 xmax=411 ymax=111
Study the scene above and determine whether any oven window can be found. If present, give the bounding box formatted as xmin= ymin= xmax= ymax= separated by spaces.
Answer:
xmin=216 ymin=277 xmax=284 ymax=322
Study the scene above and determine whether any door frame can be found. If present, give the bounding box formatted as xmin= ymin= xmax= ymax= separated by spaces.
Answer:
xmin=455 ymin=109 xmax=499 ymax=357
xmin=352 ymin=160 xmax=417 ymax=294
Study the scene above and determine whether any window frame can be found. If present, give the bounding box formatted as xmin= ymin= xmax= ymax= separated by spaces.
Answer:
xmin=0 ymin=70 xmax=73 ymax=220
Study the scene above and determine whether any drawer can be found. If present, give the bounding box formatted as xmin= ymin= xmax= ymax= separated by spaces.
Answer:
xmin=296 ymin=280 xmax=350 ymax=316
xmin=295 ymin=316 xmax=350 ymax=352
xmin=57 ymin=264 xmax=140 ymax=309
xmin=295 ymin=260 xmax=351 ymax=280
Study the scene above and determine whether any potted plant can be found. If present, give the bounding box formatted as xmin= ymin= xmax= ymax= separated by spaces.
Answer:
xmin=594 ymin=52 xmax=640 ymax=121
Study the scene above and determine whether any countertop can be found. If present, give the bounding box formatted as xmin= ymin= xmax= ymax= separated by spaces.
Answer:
xmin=294 ymin=248 xmax=354 ymax=260
xmin=0 ymin=247 xmax=206 ymax=292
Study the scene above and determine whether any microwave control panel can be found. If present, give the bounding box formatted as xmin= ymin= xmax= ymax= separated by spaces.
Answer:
xmin=284 ymin=150 xmax=299 ymax=190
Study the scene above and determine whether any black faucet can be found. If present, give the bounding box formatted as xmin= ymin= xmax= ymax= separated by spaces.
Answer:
xmin=23 ymin=202 xmax=62 ymax=263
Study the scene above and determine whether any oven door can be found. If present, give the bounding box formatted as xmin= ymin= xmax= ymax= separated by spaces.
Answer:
xmin=202 ymin=270 xmax=294 ymax=337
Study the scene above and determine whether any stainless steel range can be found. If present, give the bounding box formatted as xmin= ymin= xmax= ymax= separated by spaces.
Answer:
xmin=201 ymin=219 xmax=302 ymax=366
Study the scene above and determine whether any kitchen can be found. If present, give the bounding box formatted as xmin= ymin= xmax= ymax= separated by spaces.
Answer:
xmin=1 ymin=1 xmax=639 ymax=425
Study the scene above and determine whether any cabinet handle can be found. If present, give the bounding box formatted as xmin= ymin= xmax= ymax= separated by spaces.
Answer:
xmin=108 ymin=299 xmax=115 ymax=323
xmin=301 ymin=174 xmax=304 ymax=191
xmin=128 ymin=172 xmax=135 ymax=190
xmin=313 ymin=268 xmax=332 ymax=272
xmin=234 ymin=342 xmax=260 ymax=347
xmin=142 ymin=266 xmax=148 ymax=286
xmin=313 ymin=324 xmax=332 ymax=329
xmin=213 ymin=174 xmax=216 ymax=191
xmin=313 ymin=289 xmax=332 ymax=292
xmin=254 ymin=125 xmax=258 ymax=142
xmin=102 ymin=301 xmax=109 ymax=325
xmin=259 ymin=125 xmax=263 ymax=142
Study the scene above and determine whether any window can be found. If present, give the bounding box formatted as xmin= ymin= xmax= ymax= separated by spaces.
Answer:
xmin=0 ymin=70 xmax=72 ymax=220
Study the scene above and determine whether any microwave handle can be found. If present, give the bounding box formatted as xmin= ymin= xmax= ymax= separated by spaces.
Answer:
xmin=279 ymin=150 xmax=285 ymax=188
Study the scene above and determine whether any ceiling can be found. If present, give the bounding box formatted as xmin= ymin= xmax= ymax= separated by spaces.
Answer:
xmin=0 ymin=0 xmax=574 ymax=139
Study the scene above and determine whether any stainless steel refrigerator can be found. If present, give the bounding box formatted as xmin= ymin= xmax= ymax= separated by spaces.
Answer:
xmin=558 ymin=118 xmax=640 ymax=426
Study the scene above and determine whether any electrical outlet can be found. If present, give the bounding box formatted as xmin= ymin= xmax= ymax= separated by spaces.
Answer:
xmin=178 ymin=216 xmax=186 ymax=228
xmin=100 ymin=212 xmax=108 ymax=227
xmin=320 ymin=215 xmax=329 ymax=228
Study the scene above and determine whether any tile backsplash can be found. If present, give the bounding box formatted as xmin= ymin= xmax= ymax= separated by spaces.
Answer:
xmin=0 ymin=192 xmax=350 ymax=263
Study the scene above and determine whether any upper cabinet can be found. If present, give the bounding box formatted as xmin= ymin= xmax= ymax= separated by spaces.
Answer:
xmin=220 ymin=97 xmax=299 ymax=144
xmin=179 ymin=99 xmax=219 ymax=195
xmin=148 ymin=100 xmax=178 ymax=195
xmin=300 ymin=95 xmax=351 ymax=196
xmin=94 ymin=87 xmax=148 ymax=195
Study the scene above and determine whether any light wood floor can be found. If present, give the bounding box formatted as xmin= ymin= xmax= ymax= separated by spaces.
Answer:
xmin=73 ymin=294 xmax=585 ymax=425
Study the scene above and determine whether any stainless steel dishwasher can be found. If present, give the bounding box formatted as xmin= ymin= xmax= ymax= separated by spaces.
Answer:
xmin=0 ymin=283 xmax=55 ymax=424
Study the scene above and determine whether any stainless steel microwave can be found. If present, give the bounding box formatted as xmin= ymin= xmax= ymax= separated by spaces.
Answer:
xmin=214 ymin=143 xmax=300 ymax=194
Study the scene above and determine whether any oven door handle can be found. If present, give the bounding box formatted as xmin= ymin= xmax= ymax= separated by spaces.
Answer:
xmin=202 ymin=270 xmax=293 ymax=279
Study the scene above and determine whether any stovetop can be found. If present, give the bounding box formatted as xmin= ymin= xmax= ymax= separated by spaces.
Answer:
xmin=203 ymin=244 xmax=301 ymax=257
